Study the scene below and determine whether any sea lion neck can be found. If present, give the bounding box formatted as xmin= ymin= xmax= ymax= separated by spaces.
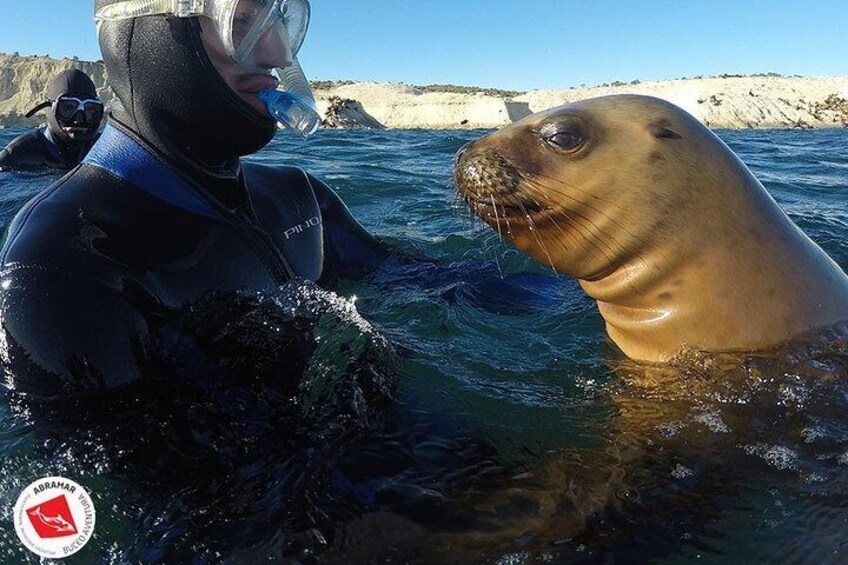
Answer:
xmin=578 ymin=185 xmax=848 ymax=362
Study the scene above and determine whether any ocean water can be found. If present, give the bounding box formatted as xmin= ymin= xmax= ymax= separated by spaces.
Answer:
xmin=0 ymin=126 xmax=847 ymax=563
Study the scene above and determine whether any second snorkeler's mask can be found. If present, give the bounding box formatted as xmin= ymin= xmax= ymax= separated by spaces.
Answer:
xmin=26 ymin=69 xmax=104 ymax=145
xmin=95 ymin=0 xmax=320 ymax=136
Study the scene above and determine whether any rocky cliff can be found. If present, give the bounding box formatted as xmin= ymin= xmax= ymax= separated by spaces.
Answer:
xmin=2 ymin=53 xmax=847 ymax=130
xmin=313 ymin=83 xmax=530 ymax=129
xmin=318 ymin=96 xmax=385 ymax=129
xmin=517 ymin=76 xmax=848 ymax=129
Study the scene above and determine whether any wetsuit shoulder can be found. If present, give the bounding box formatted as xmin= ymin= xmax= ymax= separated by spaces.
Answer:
xmin=242 ymin=162 xmax=314 ymax=203
xmin=0 ymin=129 xmax=56 ymax=171
xmin=241 ymin=163 xmax=387 ymax=280
xmin=2 ymin=164 xmax=145 ymax=273
xmin=0 ymin=167 xmax=152 ymax=398
xmin=306 ymin=172 xmax=389 ymax=280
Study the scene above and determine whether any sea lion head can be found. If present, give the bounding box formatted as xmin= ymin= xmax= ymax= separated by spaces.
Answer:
xmin=454 ymin=95 xmax=728 ymax=280
xmin=455 ymin=94 xmax=848 ymax=361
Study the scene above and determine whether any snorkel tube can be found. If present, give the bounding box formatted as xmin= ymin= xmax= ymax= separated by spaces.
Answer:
xmin=257 ymin=58 xmax=321 ymax=137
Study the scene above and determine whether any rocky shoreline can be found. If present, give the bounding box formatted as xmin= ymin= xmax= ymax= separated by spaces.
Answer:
xmin=1 ymin=52 xmax=847 ymax=130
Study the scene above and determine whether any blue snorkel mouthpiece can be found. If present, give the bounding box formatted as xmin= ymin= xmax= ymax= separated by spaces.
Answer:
xmin=257 ymin=89 xmax=321 ymax=138
xmin=260 ymin=56 xmax=321 ymax=138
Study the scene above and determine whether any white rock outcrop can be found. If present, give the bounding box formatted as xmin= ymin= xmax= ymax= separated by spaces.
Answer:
xmin=1 ymin=53 xmax=846 ymax=130
xmin=517 ymin=76 xmax=848 ymax=129
xmin=315 ymin=83 xmax=530 ymax=129
xmin=317 ymin=96 xmax=385 ymax=129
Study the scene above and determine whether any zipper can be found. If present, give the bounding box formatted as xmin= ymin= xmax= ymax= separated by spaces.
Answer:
xmin=157 ymin=158 xmax=296 ymax=285
xmin=180 ymin=178 xmax=296 ymax=285
xmin=232 ymin=211 xmax=296 ymax=284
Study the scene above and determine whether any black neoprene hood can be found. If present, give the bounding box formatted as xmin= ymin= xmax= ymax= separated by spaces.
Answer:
xmin=39 ymin=69 xmax=101 ymax=144
xmin=46 ymin=68 xmax=98 ymax=100
xmin=96 ymin=5 xmax=278 ymax=178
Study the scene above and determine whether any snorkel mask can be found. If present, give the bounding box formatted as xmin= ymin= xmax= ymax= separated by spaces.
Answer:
xmin=25 ymin=69 xmax=105 ymax=144
xmin=95 ymin=0 xmax=321 ymax=137
xmin=26 ymin=97 xmax=105 ymax=143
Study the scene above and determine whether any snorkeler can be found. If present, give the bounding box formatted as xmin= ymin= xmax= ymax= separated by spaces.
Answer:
xmin=0 ymin=69 xmax=104 ymax=172
xmin=0 ymin=0 xmax=386 ymax=396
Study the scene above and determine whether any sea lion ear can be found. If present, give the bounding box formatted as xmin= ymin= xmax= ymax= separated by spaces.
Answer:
xmin=649 ymin=120 xmax=682 ymax=140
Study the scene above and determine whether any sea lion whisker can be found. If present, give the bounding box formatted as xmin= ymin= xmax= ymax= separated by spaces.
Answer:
xmin=490 ymin=194 xmax=504 ymax=241
xmin=542 ymin=191 xmax=637 ymax=266
xmin=539 ymin=210 xmax=572 ymax=253
xmin=547 ymin=195 xmax=654 ymax=276
xmin=521 ymin=177 xmax=625 ymax=262
xmin=520 ymin=202 xmax=558 ymax=272
xmin=554 ymin=207 xmax=620 ymax=269
xmin=527 ymin=176 xmax=630 ymax=243
xmin=453 ymin=193 xmax=475 ymax=225
xmin=514 ymin=173 xmax=624 ymax=253
xmin=526 ymin=194 xmax=588 ymax=255
xmin=473 ymin=206 xmax=506 ymax=277
xmin=502 ymin=210 xmax=514 ymax=239
xmin=519 ymin=168 xmax=645 ymax=248
xmin=528 ymin=195 xmax=594 ymax=262
xmin=510 ymin=162 xmax=614 ymax=209
xmin=452 ymin=193 xmax=470 ymax=218
xmin=488 ymin=229 xmax=505 ymax=278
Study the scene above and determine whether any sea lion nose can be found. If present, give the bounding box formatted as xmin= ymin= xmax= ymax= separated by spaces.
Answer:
xmin=454 ymin=144 xmax=522 ymax=199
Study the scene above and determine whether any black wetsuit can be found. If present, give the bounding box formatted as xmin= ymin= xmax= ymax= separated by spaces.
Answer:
xmin=0 ymin=126 xmax=99 ymax=172
xmin=0 ymin=124 xmax=386 ymax=398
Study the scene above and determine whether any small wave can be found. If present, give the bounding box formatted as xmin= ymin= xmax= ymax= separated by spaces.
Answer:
xmin=744 ymin=443 xmax=799 ymax=471
xmin=693 ymin=411 xmax=730 ymax=434
xmin=671 ymin=464 xmax=694 ymax=479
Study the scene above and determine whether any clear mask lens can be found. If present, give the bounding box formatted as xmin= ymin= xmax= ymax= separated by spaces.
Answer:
xmin=227 ymin=0 xmax=309 ymax=67
xmin=223 ymin=0 xmax=318 ymax=136
xmin=95 ymin=0 xmax=310 ymax=63
xmin=55 ymin=97 xmax=104 ymax=125
xmin=56 ymin=99 xmax=82 ymax=121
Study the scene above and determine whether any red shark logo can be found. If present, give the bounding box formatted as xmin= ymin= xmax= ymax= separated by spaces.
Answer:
xmin=26 ymin=495 xmax=78 ymax=539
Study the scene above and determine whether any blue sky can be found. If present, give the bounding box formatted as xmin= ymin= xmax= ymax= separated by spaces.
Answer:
xmin=1 ymin=1 xmax=846 ymax=91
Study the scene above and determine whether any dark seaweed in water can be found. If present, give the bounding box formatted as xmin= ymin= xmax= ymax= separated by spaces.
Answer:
xmin=1 ymin=128 xmax=848 ymax=563
xmin=1 ymin=281 xmax=399 ymax=561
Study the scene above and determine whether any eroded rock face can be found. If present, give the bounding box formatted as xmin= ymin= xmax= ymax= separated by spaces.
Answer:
xmin=314 ymin=83 xmax=524 ymax=129
xmin=517 ymin=76 xmax=848 ymax=130
xmin=319 ymin=96 xmax=385 ymax=129
xmin=0 ymin=53 xmax=120 ymax=126
xmin=2 ymin=53 xmax=848 ymax=130
xmin=813 ymin=94 xmax=848 ymax=126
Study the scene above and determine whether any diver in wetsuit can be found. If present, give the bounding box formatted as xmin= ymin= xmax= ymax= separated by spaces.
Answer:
xmin=0 ymin=0 xmax=386 ymax=397
xmin=0 ymin=69 xmax=104 ymax=172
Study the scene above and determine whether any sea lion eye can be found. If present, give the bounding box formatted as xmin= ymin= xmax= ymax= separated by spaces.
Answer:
xmin=544 ymin=131 xmax=584 ymax=151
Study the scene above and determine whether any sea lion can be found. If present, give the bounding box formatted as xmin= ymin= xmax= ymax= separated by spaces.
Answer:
xmin=454 ymin=94 xmax=848 ymax=362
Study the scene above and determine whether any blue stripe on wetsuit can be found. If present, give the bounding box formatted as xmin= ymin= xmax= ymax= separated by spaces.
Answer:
xmin=83 ymin=125 xmax=223 ymax=220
